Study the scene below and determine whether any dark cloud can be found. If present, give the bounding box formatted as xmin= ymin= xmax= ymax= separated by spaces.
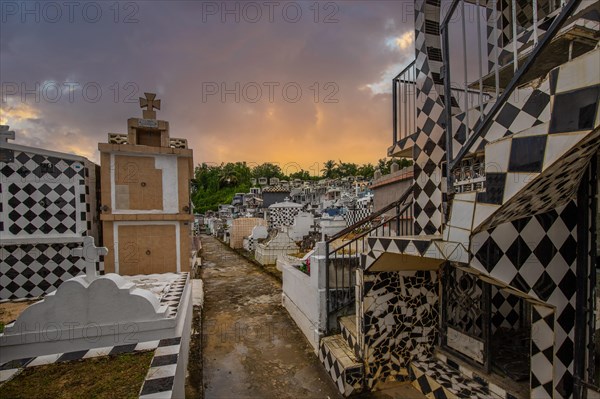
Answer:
xmin=1 ymin=0 xmax=413 ymax=168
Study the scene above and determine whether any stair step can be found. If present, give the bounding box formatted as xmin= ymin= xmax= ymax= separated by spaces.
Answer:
xmin=319 ymin=334 xmax=363 ymax=397
xmin=410 ymin=360 xmax=502 ymax=399
xmin=338 ymin=315 xmax=361 ymax=358
xmin=365 ymin=236 xmax=448 ymax=271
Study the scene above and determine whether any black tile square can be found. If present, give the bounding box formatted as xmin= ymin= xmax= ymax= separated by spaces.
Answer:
xmin=508 ymin=135 xmax=547 ymax=173
xmin=495 ymin=102 xmax=520 ymax=129
xmin=549 ymin=85 xmax=600 ymax=133
xmin=151 ymin=354 xmax=178 ymax=367
xmin=505 ymin=236 xmax=532 ymax=270
xmin=478 ymin=172 xmax=506 ymax=205
xmin=140 ymin=376 xmax=175 ymax=396
xmin=475 ymin=236 xmax=504 ymax=272
xmin=522 ymin=90 xmax=550 ymax=119
xmin=57 ymin=350 xmax=89 ymax=362
xmin=109 ymin=344 xmax=137 ymax=355
xmin=158 ymin=337 xmax=181 ymax=347
xmin=0 ymin=358 xmax=34 ymax=371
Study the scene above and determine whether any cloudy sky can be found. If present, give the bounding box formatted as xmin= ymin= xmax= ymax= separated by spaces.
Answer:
xmin=1 ymin=1 xmax=415 ymax=174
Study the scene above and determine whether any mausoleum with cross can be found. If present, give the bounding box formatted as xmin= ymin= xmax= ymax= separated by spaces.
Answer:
xmin=98 ymin=92 xmax=196 ymax=275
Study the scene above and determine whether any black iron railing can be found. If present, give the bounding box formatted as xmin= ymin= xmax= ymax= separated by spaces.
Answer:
xmin=442 ymin=0 xmax=584 ymax=180
xmin=393 ymin=61 xmax=417 ymax=144
xmin=324 ymin=184 xmax=414 ymax=334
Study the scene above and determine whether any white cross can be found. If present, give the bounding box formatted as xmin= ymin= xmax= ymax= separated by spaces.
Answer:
xmin=0 ymin=125 xmax=15 ymax=143
xmin=71 ymin=236 xmax=108 ymax=280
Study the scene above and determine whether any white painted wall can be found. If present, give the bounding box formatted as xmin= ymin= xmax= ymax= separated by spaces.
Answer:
xmin=320 ymin=216 xmax=346 ymax=239
xmin=255 ymin=231 xmax=298 ymax=265
xmin=287 ymin=212 xmax=314 ymax=241
xmin=281 ymin=242 xmax=327 ymax=352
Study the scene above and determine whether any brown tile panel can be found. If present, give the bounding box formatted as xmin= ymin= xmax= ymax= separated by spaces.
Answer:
xmin=115 ymin=155 xmax=163 ymax=211
xmin=179 ymin=221 xmax=191 ymax=272
xmin=117 ymin=224 xmax=177 ymax=275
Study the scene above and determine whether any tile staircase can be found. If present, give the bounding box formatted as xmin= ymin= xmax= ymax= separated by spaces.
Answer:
xmin=321 ymin=293 xmax=514 ymax=399
xmin=320 ymin=312 xmax=509 ymax=398
xmin=319 ymin=316 xmax=363 ymax=397
xmin=410 ymin=352 xmax=518 ymax=399
xmin=339 ymin=315 xmax=361 ymax=358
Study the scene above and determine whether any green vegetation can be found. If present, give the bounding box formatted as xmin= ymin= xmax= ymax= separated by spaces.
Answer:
xmin=0 ymin=351 xmax=154 ymax=399
xmin=192 ymin=158 xmax=412 ymax=213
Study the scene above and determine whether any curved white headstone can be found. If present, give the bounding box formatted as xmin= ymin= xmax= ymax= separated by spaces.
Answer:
xmin=4 ymin=273 xmax=168 ymax=335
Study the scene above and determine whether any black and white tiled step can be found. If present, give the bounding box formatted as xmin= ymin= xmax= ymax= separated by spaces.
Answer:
xmin=410 ymin=356 xmax=517 ymax=399
xmin=339 ymin=315 xmax=361 ymax=359
xmin=319 ymin=333 xmax=363 ymax=397
xmin=363 ymin=235 xmax=469 ymax=270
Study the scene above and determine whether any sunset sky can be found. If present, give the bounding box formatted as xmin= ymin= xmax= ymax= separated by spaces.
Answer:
xmin=0 ymin=1 xmax=415 ymax=173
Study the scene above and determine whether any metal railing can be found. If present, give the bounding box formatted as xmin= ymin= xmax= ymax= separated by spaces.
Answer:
xmin=391 ymin=61 xmax=492 ymax=151
xmin=324 ymin=184 xmax=414 ymax=333
xmin=443 ymin=0 xmax=583 ymax=181
xmin=393 ymin=61 xmax=417 ymax=144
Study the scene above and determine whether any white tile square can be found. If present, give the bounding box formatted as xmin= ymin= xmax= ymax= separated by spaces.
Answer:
xmin=449 ymin=200 xmax=475 ymax=231
xmin=555 ymin=51 xmax=600 ymax=93
xmin=543 ymin=132 xmax=587 ymax=170
xmin=154 ymin=345 xmax=180 ymax=356
xmin=139 ymin=391 xmax=173 ymax=399
xmin=502 ymin=172 xmax=532 ymax=203
xmin=454 ymin=191 xmax=476 ymax=202
xmin=491 ymin=222 xmax=519 ymax=252
xmin=26 ymin=353 xmax=62 ymax=367
xmin=490 ymin=256 xmax=518 ymax=284
xmin=146 ymin=364 xmax=177 ymax=380
xmin=519 ymin=255 xmax=545 ymax=287
xmin=472 ymin=203 xmax=498 ymax=231
xmin=135 ymin=340 xmax=160 ymax=352
xmin=512 ymin=122 xmax=549 ymax=138
xmin=83 ymin=346 xmax=113 ymax=359
xmin=0 ymin=369 xmax=20 ymax=383
xmin=447 ymin=226 xmax=470 ymax=247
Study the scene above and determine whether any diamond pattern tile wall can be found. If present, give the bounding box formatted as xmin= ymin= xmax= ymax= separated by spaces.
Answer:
xmin=470 ymin=201 xmax=579 ymax=398
xmin=6 ymin=183 xmax=77 ymax=235
xmin=412 ymin=0 xmax=450 ymax=235
xmin=0 ymin=243 xmax=89 ymax=299
xmin=1 ymin=148 xmax=99 ymax=300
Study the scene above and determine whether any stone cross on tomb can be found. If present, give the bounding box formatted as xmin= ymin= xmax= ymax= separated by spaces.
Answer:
xmin=139 ymin=92 xmax=161 ymax=119
xmin=0 ymin=125 xmax=16 ymax=143
xmin=311 ymin=221 xmax=320 ymax=235
xmin=71 ymin=236 xmax=108 ymax=280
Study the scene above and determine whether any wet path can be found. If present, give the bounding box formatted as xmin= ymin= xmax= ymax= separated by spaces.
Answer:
xmin=200 ymin=235 xmax=342 ymax=399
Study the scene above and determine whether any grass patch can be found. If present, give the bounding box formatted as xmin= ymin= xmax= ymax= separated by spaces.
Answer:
xmin=0 ymin=351 xmax=154 ymax=399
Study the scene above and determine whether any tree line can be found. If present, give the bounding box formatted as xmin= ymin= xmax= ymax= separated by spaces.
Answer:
xmin=192 ymin=158 xmax=412 ymax=213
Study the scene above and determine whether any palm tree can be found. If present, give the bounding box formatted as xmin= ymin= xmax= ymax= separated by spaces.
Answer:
xmin=218 ymin=165 xmax=239 ymax=187
xmin=321 ymin=160 xmax=337 ymax=178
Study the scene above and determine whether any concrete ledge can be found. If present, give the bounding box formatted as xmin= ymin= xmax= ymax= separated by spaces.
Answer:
xmin=282 ymin=293 xmax=321 ymax=352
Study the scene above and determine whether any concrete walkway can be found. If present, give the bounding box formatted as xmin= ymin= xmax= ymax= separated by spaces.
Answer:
xmin=200 ymin=235 xmax=342 ymax=399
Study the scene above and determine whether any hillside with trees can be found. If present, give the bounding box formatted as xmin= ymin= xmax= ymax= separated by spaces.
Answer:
xmin=192 ymin=159 xmax=412 ymax=213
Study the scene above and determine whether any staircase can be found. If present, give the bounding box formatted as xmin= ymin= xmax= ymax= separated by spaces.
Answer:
xmin=318 ymin=316 xmax=363 ymax=397
xmin=324 ymin=185 xmax=415 ymax=333
xmin=319 ymin=186 xmax=414 ymax=397
xmin=410 ymin=355 xmax=507 ymax=399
